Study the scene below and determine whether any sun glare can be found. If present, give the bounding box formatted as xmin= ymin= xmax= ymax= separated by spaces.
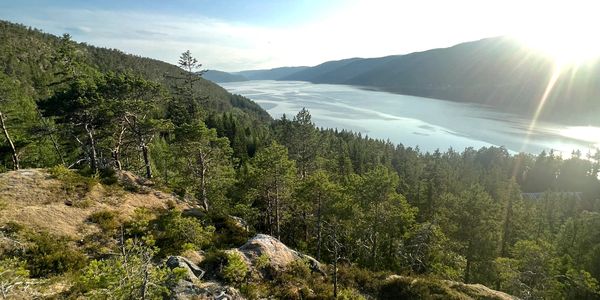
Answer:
xmin=513 ymin=1 xmax=600 ymax=67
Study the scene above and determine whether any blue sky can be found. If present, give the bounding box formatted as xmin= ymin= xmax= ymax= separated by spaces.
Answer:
xmin=1 ymin=0 xmax=598 ymax=71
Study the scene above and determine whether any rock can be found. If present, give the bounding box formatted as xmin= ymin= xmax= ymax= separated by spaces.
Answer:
xmin=182 ymin=207 xmax=206 ymax=219
xmin=382 ymin=275 xmax=518 ymax=300
xmin=181 ymin=249 xmax=206 ymax=265
xmin=229 ymin=215 xmax=249 ymax=232
xmin=238 ymin=234 xmax=325 ymax=275
xmin=167 ymin=256 xmax=205 ymax=281
xmin=172 ymin=280 xmax=245 ymax=300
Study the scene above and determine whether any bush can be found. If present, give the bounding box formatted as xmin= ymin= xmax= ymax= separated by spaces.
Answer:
xmin=154 ymin=210 xmax=214 ymax=256
xmin=222 ymin=251 xmax=249 ymax=284
xmin=75 ymin=238 xmax=182 ymax=299
xmin=209 ymin=213 xmax=252 ymax=248
xmin=99 ymin=167 xmax=118 ymax=185
xmin=0 ymin=257 xmax=31 ymax=298
xmin=23 ymin=231 xmax=87 ymax=278
xmin=337 ymin=288 xmax=367 ymax=300
xmin=48 ymin=165 xmax=98 ymax=205
xmin=88 ymin=210 xmax=120 ymax=232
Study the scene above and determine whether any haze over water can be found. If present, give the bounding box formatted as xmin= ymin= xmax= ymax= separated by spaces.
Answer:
xmin=223 ymin=80 xmax=599 ymax=155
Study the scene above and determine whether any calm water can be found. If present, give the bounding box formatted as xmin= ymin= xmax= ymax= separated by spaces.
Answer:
xmin=222 ymin=80 xmax=600 ymax=154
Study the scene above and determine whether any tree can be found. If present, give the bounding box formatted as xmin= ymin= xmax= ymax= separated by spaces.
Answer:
xmin=438 ymin=185 xmax=501 ymax=284
xmin=349 ymin=165 xmax=417 ymax=270
xmin=175 ymin=122 xmax=235 ymax=212
xmin=110 ymin=72 xmax=169 ymax=177
xmin=245 ymin=141 xmax=296 ymax=239
xmin=0 ymin=73 xmax=38 ymax=170
xmin=167 ymin=50 xmax=206 ymax=125
xmin=289 ymin=108 xmax=318 ymax=179
xmin=295 ymin=170 xmax=343 ymax=260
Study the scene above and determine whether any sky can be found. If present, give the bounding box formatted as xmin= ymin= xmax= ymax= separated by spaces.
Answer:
xmin=1 ymin=0 xmax=599 ymax=71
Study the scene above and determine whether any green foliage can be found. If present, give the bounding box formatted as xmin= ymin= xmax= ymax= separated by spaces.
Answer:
xmin=2 ymin=18 xmax=600 ymax=299
xmin=48 ymin=165 xmax=98 ymax=202
xmin=336 ymin=288 xmax=367 ymax=300
xmin=244 ymin=141 xmax=296 ymax=237
xmin=88 ymin=210 xmax=120 ymax=232
xmin=153 ymin=210 xmax=214 ymax=256
xmin=222 ymin=251 xmax=249 ymax=284
xmin=23 ymin=231 xmax=87 ymax=278
xmin=172 ymin=121 xmax=236 ymax=211
xmin=255 ymin=253 xmax=270 ymax=270
xmin=75 ymin=238 xmax=182 ymax=299
xmin=0 ymin=257 xmax=30 ymax=298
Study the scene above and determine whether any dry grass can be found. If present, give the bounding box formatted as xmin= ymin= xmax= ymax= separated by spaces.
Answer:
xmin=0 ymin=169 xmax=189 ymax=239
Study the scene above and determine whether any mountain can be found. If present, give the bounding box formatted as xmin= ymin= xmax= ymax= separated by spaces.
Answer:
xmin=203 ymin=70 xmax=248 ymax=83
xmin=268 ymin=37 xmax=600 ymax=124
xmin=235 ymin=66 xmax=309 ymax=80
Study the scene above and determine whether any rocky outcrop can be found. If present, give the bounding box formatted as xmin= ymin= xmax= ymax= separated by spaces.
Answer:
xmin=166 ymin=256 xmax=205 ymax=281
xmin=238 ymin=234 xmax=325 ymax=275
xmin=171 ymin=281 xmax=245 ymax=300
xmin=382 ymin=275 xmax=519 ymax=300
xmin=167 ymin=256 xmax=244 ymax=300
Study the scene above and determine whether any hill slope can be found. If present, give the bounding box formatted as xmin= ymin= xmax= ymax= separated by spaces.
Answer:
xmin=0 ymin=20 xmax=270 ymax=121
xmin=0 ymin=168 xmax=517 ymax=300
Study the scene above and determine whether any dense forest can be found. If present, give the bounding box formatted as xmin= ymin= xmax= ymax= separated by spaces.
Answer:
xmin=1 ymin=20 xmax=600 ymax=299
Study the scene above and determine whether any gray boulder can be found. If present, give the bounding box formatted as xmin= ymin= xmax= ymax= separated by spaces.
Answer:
xmin=171 ymin=280 xmax=245 ymax=300
xmin=238 ymin=234 xmax=325 ymax=275
xmin=166 ymin=256 xmax=205 ymax=281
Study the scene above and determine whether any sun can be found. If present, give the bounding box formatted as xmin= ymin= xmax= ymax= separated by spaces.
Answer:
xmin=513 ymin=1 xmax=600 ymax=67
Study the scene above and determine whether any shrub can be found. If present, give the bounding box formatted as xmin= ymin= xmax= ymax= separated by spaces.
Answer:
xmin=337 ymin=288 xmax=367 ymax=300
xmin=0 ymin=257 xmax=30 ymax=298
xmin=75 ymin=238 xmax=183 ymax=299
xmin=222 ymin=251 xmax=248 ymax=284
xmin=48 ymin=165 xmax=98 ymax=205
xmin=154 ymin=211 xmax=214 ymax=256
xmin=23 ymin=231 xmax=87 ymax=278
xmin=88 ymin=210 xmax=120 ymax=232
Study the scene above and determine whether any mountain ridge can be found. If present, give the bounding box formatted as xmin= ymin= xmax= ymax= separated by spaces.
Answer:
xmin=233 ymin=36 xmax=600 ymax=125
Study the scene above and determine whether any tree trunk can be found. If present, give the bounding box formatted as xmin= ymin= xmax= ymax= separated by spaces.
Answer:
xmin=140 ymin=254 xmax=149 ymax=300
xmin=113 ymin=126 xmax=126 ymax=170
xmin=316 ymin=194 xmax=323 ymax=261
xmin=85 ymin=124 xmax=98 ymax=174
xmin=500 ymin=197 xmax=513 ymax=257
xmin=333 ymin=256 xmax=338 ymax=298
xmin=198 ymin=153 xmax=209 ymax=211
xmin=0 ymin=111 xmax=19 ymax=170
xmin=141 ymin=143 xmax=152 ymax=179
xmin=35 ymin=108 xmax=65 ymax=165
xmin=464 ymin=240 xmax=473 ymax=283
xmin=275 ymin=182 xmax=281 ymax=240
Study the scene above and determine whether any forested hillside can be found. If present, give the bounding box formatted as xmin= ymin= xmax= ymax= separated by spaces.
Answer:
xmin=235 ymin=66 xmax=309 ymax=80
xmin=1 ymin=20 xmax=600 ymax=299
xmin=204 ymin=70 xmax=249 ymax=83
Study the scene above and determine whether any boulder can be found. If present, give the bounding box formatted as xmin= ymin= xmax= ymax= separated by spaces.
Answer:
xmin=166 ymin=256 xmax=205 ymax=281
xmin=228 ymin=215 xmax=249 ymax=232
xmin=238 ymin=234 xmax=325 ymax=275
xmin=171 ymin=280 xmax=245 ymax=300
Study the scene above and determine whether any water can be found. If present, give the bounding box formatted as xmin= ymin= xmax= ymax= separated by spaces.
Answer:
xmin=222 ymin=80 xmax=600 ymax=155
